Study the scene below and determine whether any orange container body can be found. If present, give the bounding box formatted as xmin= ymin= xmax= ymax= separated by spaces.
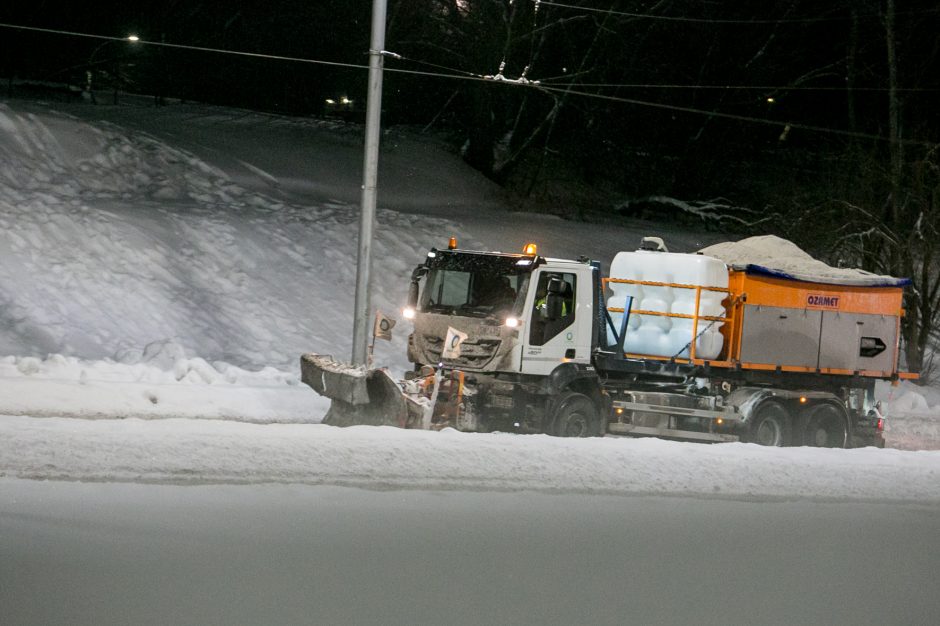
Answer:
xmin=726 ymin=271 xmax=903 ymax=315
xmin=719 ymin=270 xmax=908 ymax=379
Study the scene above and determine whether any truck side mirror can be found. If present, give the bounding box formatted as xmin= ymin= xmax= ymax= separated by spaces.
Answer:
xmin=407 ymin=265 xmax=427 ymax=308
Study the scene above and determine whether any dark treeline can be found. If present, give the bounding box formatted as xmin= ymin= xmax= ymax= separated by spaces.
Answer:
xmin=2 ymin=1 xmax=939 ymax=374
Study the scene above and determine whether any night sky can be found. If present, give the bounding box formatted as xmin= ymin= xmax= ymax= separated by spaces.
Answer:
xmin=1 ymin=2 xmax=938 ymax=206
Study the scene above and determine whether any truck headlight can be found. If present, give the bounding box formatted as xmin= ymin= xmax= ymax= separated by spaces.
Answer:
xmin=403 ymin=307 xmax=416 ymax=320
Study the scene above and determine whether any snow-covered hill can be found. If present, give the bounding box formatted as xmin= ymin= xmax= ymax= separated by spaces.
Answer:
xmin=0 ymin=97 xmax=724 ymax=415
xmin=0 ymin=100 xmax=461 ymax=372
xmin=0 ymin=98 xmax=717 ymax=368
xmin=0 ymin=95 xmax=938 ymax=466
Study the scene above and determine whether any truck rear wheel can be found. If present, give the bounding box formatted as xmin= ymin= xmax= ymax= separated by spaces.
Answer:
xmin=801 ymin=404 xmax=848 ymax=448
xmin=747 ymin=400 xmax=791 ymax=447
xmin=551 ymin=392 xmax=599 ymax=438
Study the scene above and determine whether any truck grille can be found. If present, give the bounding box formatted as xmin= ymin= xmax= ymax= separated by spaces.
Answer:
xmin=420 ymin=335 xmax=502 ymax=369
xmin=486 ymin=393 xmax=514 ymax=409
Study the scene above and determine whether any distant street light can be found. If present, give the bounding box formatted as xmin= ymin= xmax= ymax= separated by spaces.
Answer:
xmin=86 ymin=35 xmax=139 ymax=104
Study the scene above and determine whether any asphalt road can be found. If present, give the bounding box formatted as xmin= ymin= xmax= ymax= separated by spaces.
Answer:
xmin=2 ymin=479 xmax=938 ymax=625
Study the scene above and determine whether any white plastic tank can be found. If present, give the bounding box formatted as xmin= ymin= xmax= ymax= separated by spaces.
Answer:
xmin=607 ymin=250 xmax=729 ymax=359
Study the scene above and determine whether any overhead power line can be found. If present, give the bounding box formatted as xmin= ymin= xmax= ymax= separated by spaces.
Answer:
xmin=5 ymin=23 xmax=934 ymax=97
xmin=0 ymin=22 xmax=495 ymax=84
xmin=534 ymin=84 xmax=936 ymax=147
xmin=535 ymin=81 xmax=940 ymax=93
xmin=1 ymin=22 xmax=934 ymax=147
xmin=0 ymin=23 xmax=372 ymax=71
xmin=536 ymin=1 xmax=940 ymax=24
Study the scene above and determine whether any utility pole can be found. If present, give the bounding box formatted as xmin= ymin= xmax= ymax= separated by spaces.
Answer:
xmin=351 ymin=0 xmax=388 ymax=365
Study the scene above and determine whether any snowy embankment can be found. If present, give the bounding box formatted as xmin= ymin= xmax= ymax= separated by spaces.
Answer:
xmin=0 ymin=100 xmax=448 ymax=429
xmin=0 ymin=100 xmax=453 ymax=373
xmin=3 ymin=414 xmax=940 ymax=504
xmin=1 ymin=95 xmax=940 ymax=501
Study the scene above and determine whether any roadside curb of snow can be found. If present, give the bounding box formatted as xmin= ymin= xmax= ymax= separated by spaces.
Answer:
xmin=3 ymin=416 xmax=940 ymax=505
xmin=0 ymin=376 xmax=328 ymax=424
xmin=4 ymin=475 xmax=940 ymax=508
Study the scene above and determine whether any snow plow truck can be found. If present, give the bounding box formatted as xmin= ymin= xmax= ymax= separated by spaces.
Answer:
xmin=302 ymin=235 xmax=916 ymax=447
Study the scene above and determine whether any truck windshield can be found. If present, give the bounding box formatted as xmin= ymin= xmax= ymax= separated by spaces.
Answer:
xmin=421 ymin=268 xmax=530 ymax=318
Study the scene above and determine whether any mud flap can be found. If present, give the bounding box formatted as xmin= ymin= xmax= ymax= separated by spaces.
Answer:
xmin=300 ymin=353 xmax=422 ymax=428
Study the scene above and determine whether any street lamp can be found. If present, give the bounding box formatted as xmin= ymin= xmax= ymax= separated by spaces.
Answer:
xmin=351 ymin=0 xmax=388 ymax=365
xmin=86 ymin=35 xmax=139 ymax=104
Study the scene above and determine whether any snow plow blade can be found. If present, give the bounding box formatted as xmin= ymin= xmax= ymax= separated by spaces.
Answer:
xmin=300 ymin=353 xmax=421 ymax=428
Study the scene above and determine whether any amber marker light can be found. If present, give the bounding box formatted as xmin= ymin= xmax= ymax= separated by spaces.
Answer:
xmin=523 ymin=243 xmax=537 ymax=255
xmin=448 ymin=237 xmax=458 ymax=250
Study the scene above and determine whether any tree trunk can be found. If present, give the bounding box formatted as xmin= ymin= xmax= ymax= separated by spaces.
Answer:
xmin=846 ymin=8 xmax=859 ymax=139
xmin=886 ymin=0 xmax=902 ymax=227
xmin=464 ymin=85 xmax=496 ymax=177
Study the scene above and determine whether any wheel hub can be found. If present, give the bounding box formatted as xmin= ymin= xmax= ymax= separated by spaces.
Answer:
xmin=756 ymin=420 xmax=782 ymax=446
xmin=564 ymin=414 xmax=587 ymax=437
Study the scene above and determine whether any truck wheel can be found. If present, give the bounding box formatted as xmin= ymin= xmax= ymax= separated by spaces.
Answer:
xmin=747 ymin=400 xmax=790 ymax=446
xmin=551 ymin=392 xmax=599 ymax=438
xmin=801 ymin=404 xmax=848 ymax=448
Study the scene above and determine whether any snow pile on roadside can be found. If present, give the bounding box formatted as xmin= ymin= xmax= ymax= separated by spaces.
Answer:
xmin=2 ymin=345 xmax=936 ymax=449
xmin=2 ymin=415 xmax=939 ymax=503
xmin=885 ymin=414 xmax=940 ymax=450
xmin=879 ymin=381 xmax=940 ymax=450
xmin=0 ymin=342 xmax=326 ymax=422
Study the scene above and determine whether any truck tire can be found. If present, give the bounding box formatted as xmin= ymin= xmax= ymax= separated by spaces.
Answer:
xmin=551 ymin=392 xmax=599 ymax=438
xmin=746 ymin=400 xmax=791 ymax=447
xmin=801 ymin=403 xmax=848 ymax=448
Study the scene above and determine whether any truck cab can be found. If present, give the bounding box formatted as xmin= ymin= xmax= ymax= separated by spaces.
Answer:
xmin=403 ymin=244 xmax=604 ymax=434
xmin=518 ymin=260 xmax=595 ymax=375
xmin=406 ymin=245 xmax=596 ymax=378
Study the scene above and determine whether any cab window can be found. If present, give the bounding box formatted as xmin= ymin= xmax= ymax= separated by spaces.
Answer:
xmin=529 ymin=272 xmax=576 ymax=346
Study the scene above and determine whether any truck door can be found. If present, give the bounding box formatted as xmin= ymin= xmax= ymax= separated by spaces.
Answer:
xmin=521 ymin=267 xmax=593 ymax=376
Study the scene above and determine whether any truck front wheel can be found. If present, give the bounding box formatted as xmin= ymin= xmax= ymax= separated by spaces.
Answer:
xmin=551 ymin=392 xmax=599 ymax=438
xmin=747 ymin=400 xmax=791 ymax=446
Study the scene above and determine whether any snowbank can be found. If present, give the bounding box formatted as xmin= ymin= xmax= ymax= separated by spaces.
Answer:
xmin=2 ymin=415 xmax=939 ymax=503
xmin=878 ymin=381 xmax=940 ymax=450
xmin=0 ymin=344 xmax=326 ymax=422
